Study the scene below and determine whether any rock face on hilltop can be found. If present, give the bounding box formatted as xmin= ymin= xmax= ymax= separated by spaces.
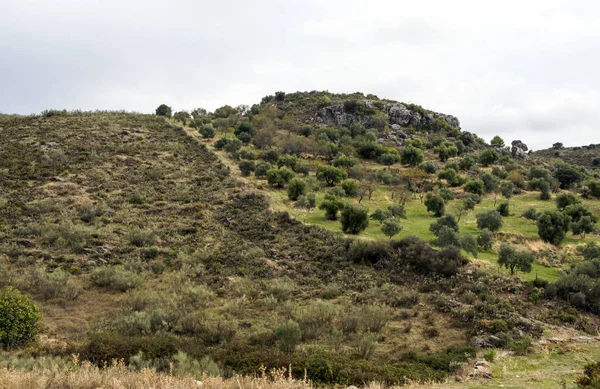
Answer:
xmin=511 ymin=140 xmax=529 ymax=160
xmin=315 ymin=100 xmax=460 ymax=130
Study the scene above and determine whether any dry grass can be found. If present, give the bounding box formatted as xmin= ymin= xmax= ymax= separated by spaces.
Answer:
xmin=0 ymin=361 xmax=314 ymax=389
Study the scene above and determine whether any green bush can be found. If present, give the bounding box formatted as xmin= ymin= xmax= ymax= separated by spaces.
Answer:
xmin=91 ymin=266 xmax=144 ymax=292
xmin=522 ymin=207 xmax=539 ymax=220
xmin=0 ymin=287 xmax=40 ymax=349
xmin=199 ymin=124 xmax=215 ymax=139
xmin=476 ymin=210 xmax=503 ymax=232
xmin=155 ymin=104 xmax=172 ymax=117
xmin=341 ymin=179 xmax=358 ymax=196
xmin=287 ymin=178 xmax=307 ymax=201
xmin=381 ymin=218 xmax=403 ymax=239
xmin=341 ymin=205 xmax=369 ymax=234
xmin=424 ymin=193 xmax=445 ymax=217
xmin=127 ymin=227 xmax=156 ymax=247
xmin=477 ymin=229 xmax=494 ymax=250
xmin=275 ymin=321 xmax=302 ymax=352
xmin=239 ymin=160 xmax=255 ymax=176
xmin=497 ymin=202 xmax=510 ymax=216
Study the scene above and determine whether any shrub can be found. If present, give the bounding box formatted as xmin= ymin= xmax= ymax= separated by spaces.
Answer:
xmin=127 ymin=228 xmax=156 ymax=247
xmin=317 ymin=166 xmax=348 ymax=186
xmin=497 ymin=202 xmax=509 ymax=216
xmin=537 ymin=210 xmax=571 ymax=245
xmin=424 ymin=193 xmax=445 ymax=217
xmin=199 ymin=124 xmax=215 ymax=138
xmin=355 ymin=332 xmax=377 ymax=360
xmin=347 ymin=240 xmax=393 ymax=265
xmin=477 ymin=229 xmax=494 ymax=250
xmin=419 ymin=162 xmax=438 ymax=174
xmin=333 ymin=154 xmax=358 ymax=170
xmin=341 ymin=179 xmax=359 ymax=196
xmin=341 ymin=205 xmax=369 ymax=234
xmin=476 ymin=210 xmax=503 ymax=232
xmin=381 ymin=218 xmax=403 ymax=239
xmin=0 ymin=287 xmax=40 ymax=349
xmin=460 ymin=234 xmax=478 ymax=258
xmin=522 ymin=207 xmax=539 ymax=220
xmin=498 ymin=244 xmax=534 ymax=274
xmin=155 ymin=104 xmax=172 ymax=117
xmin=277 ymin=155 xmax=298 ymax=170
xmin=287 ymin=178 xmax=307 ymax=201
xmin=479 ymin=149 xmax=499 ymax=166
xmin=254 ymin=161 xmax=272 ymax=178
xmin=359 ymin=304 xmax=392 ymax=332
xmin=266 ymin=167 xmax=295 ymax=187
xmin=238 ymin=160 xmax=255 ymax=176
xmin=464 ymin=180 xmax=484 ymax=196
xmin=261 ymin=149 xmax=280 ymax=163
xmin=91 ymin=266 xmax=144 ymax=292
xmin=435 ymin=226 xmax=460 ymax=247
xmin=556 ymin=192 xmax=581 ymax=210
xmin=318 ymin=197 xmax=344 ymax=220
xmin=378 ymin=153 xmax=397 ymax=166
xmin=578 ymin=361 xmax=600 ymax=388
xmin=439 ymin=187 xmax=454 ymax=202
xmin=388 ymin=203 xmax=407 ymax=219
xmin=400 ymin=146 xmax=424 ymax=166
xmin=429 ymin=214 xmax=459 ymax=236
xmin=275 ymin=321 xmax=302 ymax=353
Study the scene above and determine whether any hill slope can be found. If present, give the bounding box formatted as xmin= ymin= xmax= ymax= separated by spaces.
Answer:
xmin=0 ymin=104 xmax=599 ymax=387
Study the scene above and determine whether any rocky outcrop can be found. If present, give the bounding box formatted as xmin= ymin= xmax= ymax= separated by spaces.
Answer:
xmin=315 ymin=100 xmax=460 ymax=130
xmin=511 ymin=140 xmax=529 ymax=160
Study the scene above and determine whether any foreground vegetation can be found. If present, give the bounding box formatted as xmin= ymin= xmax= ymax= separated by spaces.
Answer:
xmin=2 ymin=91 xmax=600 ymax=387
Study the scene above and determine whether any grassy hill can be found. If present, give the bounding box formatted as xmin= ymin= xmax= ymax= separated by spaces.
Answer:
xmin=1 ymin=96 xmax=600 ymax=387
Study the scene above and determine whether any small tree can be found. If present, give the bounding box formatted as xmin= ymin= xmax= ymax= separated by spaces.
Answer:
xmin=287 ymin=178 xmax=307 ymax=201
xmin=477 ymin=228 xmax=494 ymax=250
xmin=254 ymin=161 xmax=272 ymax=178
xmin=378 ymin=153 xmax=397 ymax=166
xmin=266 ymin=167 xmax=294 ymax=188
xmin=479 ymin=149 xmax=500 ymax=166
xmin=319 ymin=199 xmax=345 ymax=220
xmin=381 ymin=218 xmax=403 ymax=239
xmin=497 ymin=202 xmax=510 ymax=216
xmin=340 ymin=205 xmax=370 ymax=234
xmin=173 ymin=111 xmax=190 ymax=124
xmin=556 ymin=192 xmax=580 ymax=211
xmin=275 ymin=321 xmax=302 ymax=353
xmin=317 ymin=166 xmax=348 ymax=186
xmin=537 ymin=210 xmax=571 ymax=245
xmin=388 ymin=204 xmax=407 ymax=219
xmin=333 ymin=154 xmax=358 ymax=170
xmin=552 ymin=142 xmax=563 ymax=150
xmin=0 ymin=287 xmax=41 ymax=348
xmin=424 ymin=193 xmax=445 ymax=217
xmin=464 ymin=180 xmax=484 ymax=196
xmin=429 ymin=214 xmax=459 ymax=236
xmin=434 ymin=142 xmax=458 ymax=162
xmin=199 ymin=124 xmax=215 ymax=139
xmin=490 ymin=136 xmax=505 ymax=148
xmin=498 ymin=244 xmax=533 ymax=275
xmin=476 ymin=210 xmax=504 ymax=232
xmin=371 ymin=209 xmax=393 ymax=224
xmin=341 ymin=179 xmax=358 ymax=196
xmin=501 ymin=182 xmax=514 ymax=200
xmin=400 ymin=146 xmax=424 ymax=166
xmin=572 ymin=216 xmax=595 ymax=239
xmin=155 ymin=104 xmax=172 ymax=117
xmin=460 ymin=234 xmax=478 ymax=258
xmin=238 ymin=160 xmax=255 ymax=177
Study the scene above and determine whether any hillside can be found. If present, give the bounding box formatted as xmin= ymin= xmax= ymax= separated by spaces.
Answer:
xmin=1 ymin=94 xmax=600 ymax=387
xmin=533 ymin=143 xmax=600 ymax=171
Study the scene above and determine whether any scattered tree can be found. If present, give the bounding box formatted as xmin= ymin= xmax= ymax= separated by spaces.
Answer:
xmin=476 ymin=210 xmax=504 ymax=232
xmin=537 ymin=210 xmax=571 ymax=245
xmin=287 ymin=178 xmax=307 ymax=201
xmin=319 ymin=198 xmax=345 ymax=220
xmin=400 ymin=146 xmax=424 ymax=166
xmin=238 ymin=160 xmax=255 ymax=176
xmin=317 ymin=166 xmax=348 ymax=186
xmin=556 ymin=192 xmax=580 ymax=211
xmin=498 ymin=244 xmax=534 ymax=275
xmin=425 ymin=193 xmax=445 ymax=217
xmin=340 ymin=205 xmax=370 ymax=234
xmin=477 ymin=229 xmax=494 ymax=250
xmin=381 ymin=218 xmax=403 ymax=239
xmin=490 ymin=136 xmax=505 ymax=148
xmin=155 ymin=104 xmax=172 ymax=117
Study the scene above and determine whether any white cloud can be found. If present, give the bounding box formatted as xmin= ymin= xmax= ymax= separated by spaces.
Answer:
xmin=1 ymin=0 xmax=600 ymax=149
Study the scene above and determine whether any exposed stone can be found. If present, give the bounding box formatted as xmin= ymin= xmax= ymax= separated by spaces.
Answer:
xmin=548 ymin=337 xmax=565 ymax=343
xmin=571 ymin=336 xmax=596 ymax=342
xmin=511 ymin=146 xmax=529 ymax=160
xmin=511 ymin=140 xmax=529 ymax=151
xmin=391 ymin=124 xmax=401 ymax=131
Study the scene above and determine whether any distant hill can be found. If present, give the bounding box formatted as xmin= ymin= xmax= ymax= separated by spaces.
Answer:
xmin=533 ymin=143 xmax=600 ymax=170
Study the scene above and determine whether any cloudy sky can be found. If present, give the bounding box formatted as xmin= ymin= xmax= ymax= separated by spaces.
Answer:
xmin=2 ymin=0 xmax=599 ymax=150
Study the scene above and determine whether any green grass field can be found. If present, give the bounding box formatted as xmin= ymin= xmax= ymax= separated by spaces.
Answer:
xmin=264 ymin=185 xmax=600 ymax=282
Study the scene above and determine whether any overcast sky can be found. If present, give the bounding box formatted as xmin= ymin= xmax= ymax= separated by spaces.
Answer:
xmin=2 ymin=1 xmax=599 ymax=150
